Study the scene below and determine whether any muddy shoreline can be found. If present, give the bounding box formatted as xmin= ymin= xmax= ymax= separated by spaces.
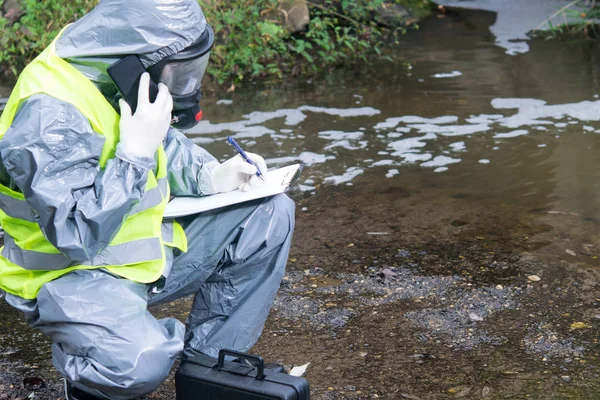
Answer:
xmin=1 ymin=167 xmax=599 ymax=399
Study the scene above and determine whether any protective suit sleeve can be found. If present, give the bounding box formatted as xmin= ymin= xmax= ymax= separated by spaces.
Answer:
xmin=0 ymin=94 xmax=154 ymax=262
xmin=163 ymin=127 xmax=219 ymax=196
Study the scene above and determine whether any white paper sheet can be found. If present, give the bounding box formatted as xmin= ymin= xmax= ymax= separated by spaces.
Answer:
xmin=163 ymin=164 xmax=302 ymax=218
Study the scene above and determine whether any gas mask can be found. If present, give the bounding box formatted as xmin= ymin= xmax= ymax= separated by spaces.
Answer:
xmin=108 ymin=25 xmax=213 ymax=130
xmin=148 ymin=24 xmax=214 ymax=130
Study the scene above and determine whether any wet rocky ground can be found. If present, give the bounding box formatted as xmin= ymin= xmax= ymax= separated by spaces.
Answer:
xmin=1 ymin=169 xmax=599 ymax=399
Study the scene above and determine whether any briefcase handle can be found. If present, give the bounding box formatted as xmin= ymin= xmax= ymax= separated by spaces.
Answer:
xmin=217 ymin=349 xmax=266 ymax=380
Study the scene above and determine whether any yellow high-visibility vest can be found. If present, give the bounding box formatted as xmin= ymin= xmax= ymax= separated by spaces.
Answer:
xmin=0 ymin=29 xmax=187 ymax=299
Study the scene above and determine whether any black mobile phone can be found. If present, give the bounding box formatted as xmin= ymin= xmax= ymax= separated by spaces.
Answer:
xmin=107 ymin=55 xmax=158 ymax=114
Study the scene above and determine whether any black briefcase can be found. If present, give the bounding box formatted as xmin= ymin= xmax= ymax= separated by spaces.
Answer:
xmin=175 ymin=349 xmax=310 ymax=400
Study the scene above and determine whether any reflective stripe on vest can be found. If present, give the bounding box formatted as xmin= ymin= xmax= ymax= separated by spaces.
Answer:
xmin=2 ymin=224 xmax=165 ymax=270
xmin=0 ymin=177 xmax=168 ymax=223
xmin=0 ymin=27 xmax=187 ymax=299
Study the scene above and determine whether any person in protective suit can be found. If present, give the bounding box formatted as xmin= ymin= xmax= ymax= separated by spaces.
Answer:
xmin=0 ymin=1 xmax=295 ymax=399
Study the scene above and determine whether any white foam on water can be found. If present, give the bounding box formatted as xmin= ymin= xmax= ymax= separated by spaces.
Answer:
xmin=324 ymin=167 xmax=364 ymax=184
xmin=492 ymin=98 xmax=600 ymax=128
xmin=190 ymin=104 xmax=381 ymax=137
xmin=298 ymin=184 xmax=316 ymax=192
xmin=231 ymin=126 xmax=276 ymax=138
xmin=324 ymin=140 xmax=368 ymax=151
xmin=388 ymin=133 xmax=437 ymax=157
xmin=386 ymin=169 xmax=400 ymax=178
xmin=374 ymin=116 xmax=458 ymax=130
xmin=466 ymin=114 xmax=504 ymax=124
xmin=188 ymin=120 xmax=253 ymax=134
xmin=408 ymin=123 xmax=491 ymax=137
xmin=318 ymin=130 xmax=364 ymax=140
xmin=403 ymin=153 xmax=433 ymax=163
xmin=449 ymin=141 xmax=466 ymax=152
xmin=298 ymin=105 xmax=381 ymax=117
xmin=192 ymin=96 xmax=600 ymax=185
xmin=244 ymin=109 xmax=308 ymax=126
xmin=371 ymin=160 xmax=395 ymax=167
xmin=266 ymin=152 xmax=334 ymax=167
xmin=493 ymin=130 xmax=528 ymax=139
xmin=421 ymin=156 xmax=461 ymax=168
xmin=432 ymin=71 xmax=463 ymax=78
xmin=297 ymin=152 xmax=335 ymax=166
xmin=538 ymin=144 xmax=547 ymax=148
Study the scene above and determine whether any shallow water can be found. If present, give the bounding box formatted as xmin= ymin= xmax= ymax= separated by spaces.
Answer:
xmin=185 ymin=10 xmax=600 ymax=223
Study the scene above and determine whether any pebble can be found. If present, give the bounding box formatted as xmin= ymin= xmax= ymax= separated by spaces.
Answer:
xmin=396 ymin=250 xmax=411 ymax=258
xmin=527 ymin=275 xmax=541 ymax=282
xmin=561 ymin=376 xmax=571 ymax=383
xmin=469 ymin=313 xmax=484 ymax=322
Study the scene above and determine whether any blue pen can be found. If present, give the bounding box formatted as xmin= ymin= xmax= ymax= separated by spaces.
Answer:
xmin=227 ymin=136 xmax=265 ymax=181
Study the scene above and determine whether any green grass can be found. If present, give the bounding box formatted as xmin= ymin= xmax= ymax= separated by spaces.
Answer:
xmin=531 ymin=0 xmax=600 ymax=39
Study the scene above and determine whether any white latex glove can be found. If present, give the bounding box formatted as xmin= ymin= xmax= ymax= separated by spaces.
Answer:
xmin=209 ymin=153 xmax=269 ymax=193
xmin=118 ymin=73 xmax=173 ymax=159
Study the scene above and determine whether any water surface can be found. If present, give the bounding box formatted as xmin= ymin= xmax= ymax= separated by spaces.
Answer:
xmin=188 ymin=9 xmax=600 ymax=221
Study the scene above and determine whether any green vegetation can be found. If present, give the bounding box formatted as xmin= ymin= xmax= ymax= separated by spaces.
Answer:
xmin=204 ymin=0 xmax=430 ymax=85
xmin=0 ymin=0 xmax=432 ymax=86
xmin=0 ymin=0 xmax=97 ymax=77
xmin=532 ymin=0 xmax=600 ymax=39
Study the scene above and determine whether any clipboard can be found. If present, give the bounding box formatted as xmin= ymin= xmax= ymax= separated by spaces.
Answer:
xmin=163 ymin=164 xmax=303 ymax=218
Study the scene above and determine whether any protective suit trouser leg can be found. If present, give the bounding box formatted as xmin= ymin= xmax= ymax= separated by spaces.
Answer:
xmin=149 ymin=194 xmax=295 ymax=358
xmin=3 ymin=194 xmax=294 ymax=399
xmin=5 ymin=270 xmax=185 ymax=400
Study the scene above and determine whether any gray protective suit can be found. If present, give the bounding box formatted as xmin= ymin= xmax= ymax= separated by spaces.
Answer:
xmin=0 ymin=1 xmax=295 ymax=399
